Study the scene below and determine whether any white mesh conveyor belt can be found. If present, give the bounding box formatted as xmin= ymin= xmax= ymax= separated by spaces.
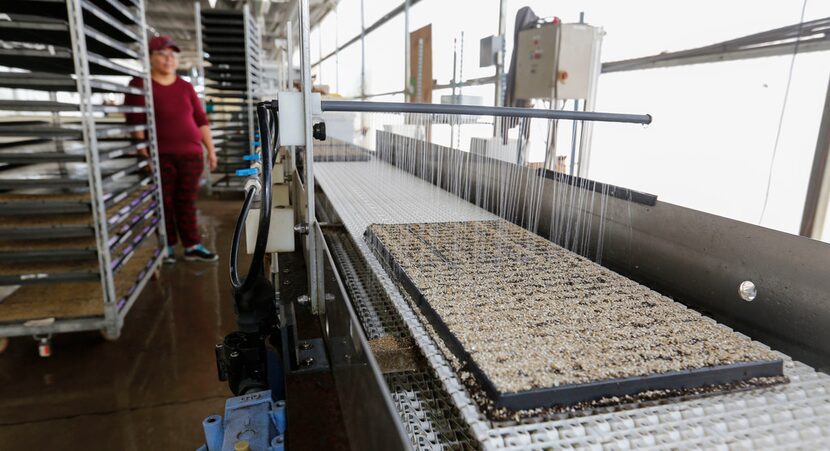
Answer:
xmin=315 ymin=159 xmax=830 ymax=450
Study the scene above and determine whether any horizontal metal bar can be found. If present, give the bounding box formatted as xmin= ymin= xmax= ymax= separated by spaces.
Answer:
xmin=433 ymin=75 xmax=498 ymax=91
xmin=602 ymin=17 xmax=830 ymax=73
xmin=363 ymin=75 xmax=498 ymax=99
xmin=603 ymin=38 xmax=830 ymax=73
xmin=0 ymin=270 xmax=99 ymax=286
xmin=320 ymin=101 xmax=652 ymax=124
xmin=0 ymin=316 xmax=108 ymax=338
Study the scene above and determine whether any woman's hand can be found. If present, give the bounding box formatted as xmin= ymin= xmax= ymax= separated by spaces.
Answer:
xmin=208 ymin=151 xmax=218 ymax=171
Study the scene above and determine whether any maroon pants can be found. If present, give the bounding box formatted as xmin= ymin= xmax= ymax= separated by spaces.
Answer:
xmin=159 ymin=152 xmax=203 ymax=247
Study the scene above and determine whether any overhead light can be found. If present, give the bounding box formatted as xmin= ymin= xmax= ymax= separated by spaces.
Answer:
xmin=208 ymin=0 xmax=217 ymax=8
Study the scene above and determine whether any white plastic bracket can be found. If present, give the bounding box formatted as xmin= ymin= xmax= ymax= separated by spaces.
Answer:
xmin=277 ymin=91 xmax=322 ymax=146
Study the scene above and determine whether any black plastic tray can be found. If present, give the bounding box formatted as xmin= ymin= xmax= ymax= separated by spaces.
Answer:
xmin=1 ymin=0 xmax=140 ymax=43
xmin=0 ymin=72 xmax=143 ymax=95
xmin=365 ymin=227 xmax=784 ymax=410
xmin=203 ymin=36 xmax=244 ymax=46
xmin=87 ymin=0 xmax=140 ymax=27
xmin=0 ymin=47 xmax=141 ymax=77
xmin=0 ymin=18 xmax=139 ymax=60
xmin=0 ymin=268 xmax=99 ymax=285
xmin=0 ymin=174 xmax=152 ymax=215
xmin=0 ymin=122 xmax=146 ymax=139
xmin=0 ymin=158 xmax=147 ymax=189
xmin=0 ymin=140 xmax=147 ymax=164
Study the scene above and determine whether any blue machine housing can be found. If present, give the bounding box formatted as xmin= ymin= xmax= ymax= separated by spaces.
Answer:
xmin=198 ymin=390 xmax=286 ymax=451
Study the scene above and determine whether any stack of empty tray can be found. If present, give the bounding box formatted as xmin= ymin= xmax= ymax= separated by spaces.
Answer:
xmin=0 ymin=0 xmax=166 ymax=349
xmin=196 ymin=3 xmax=262 ymax=192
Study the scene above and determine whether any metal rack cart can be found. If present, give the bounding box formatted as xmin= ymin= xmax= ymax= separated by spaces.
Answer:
xmin=0 ymin=0 xmax=166 ymax=355
xmin=195 ymin=3 xmax=262 ymax=193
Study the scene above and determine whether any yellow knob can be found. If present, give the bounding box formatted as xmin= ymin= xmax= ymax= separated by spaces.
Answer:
xmin=234 ymin=441 xmax=250 ymax=451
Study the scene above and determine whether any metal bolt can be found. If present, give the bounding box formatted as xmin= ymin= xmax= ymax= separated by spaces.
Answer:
xmin=293 ymin=223 xmax=309 ymax=235
xmin=739 ymin=281 xmax=757 ymax=302
xmin=297 ymin=294 xmax=309 ymax=305
xmin=301 ymin=357 xmax=314 ymax=367
xmin=299 ymin=341 xmax=312 ymax=350
xmin=230 ymin=351 xmax=240 ymax=358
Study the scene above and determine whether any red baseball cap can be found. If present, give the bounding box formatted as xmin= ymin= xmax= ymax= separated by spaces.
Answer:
xmin=149 ymin=35 xmax=180 ymax=53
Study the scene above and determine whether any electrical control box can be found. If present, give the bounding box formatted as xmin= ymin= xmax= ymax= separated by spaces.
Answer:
xmin=480 ymin=35 xmax=503 ymax=68
xmin=515 ymin=23 xmax=599 ymax=100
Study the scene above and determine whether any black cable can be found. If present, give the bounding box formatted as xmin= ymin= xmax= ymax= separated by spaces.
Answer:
xmin=230 ymin=188 xmax=256 ymax=289
xmin=228 ymin=104 xmax=278 ymax=292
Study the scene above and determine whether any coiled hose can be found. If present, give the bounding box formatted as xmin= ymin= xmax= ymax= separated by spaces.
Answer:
xmin=229 ymin=103 xmax=276 ymax=293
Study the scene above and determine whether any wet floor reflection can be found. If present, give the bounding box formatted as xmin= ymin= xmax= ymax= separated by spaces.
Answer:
xmin=0 ymin=199 xmax=243 ymax=450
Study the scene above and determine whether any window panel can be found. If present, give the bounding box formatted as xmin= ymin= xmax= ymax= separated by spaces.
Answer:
xmin=337 ymin=42 xmax=362 ymax=97
xmin=364 ymin=15 xmax=405 ymax=96
xmin=319 ymin=12 xmax=338 ymax=57
xmin=337 ymin=0 xmax=362 ymax=45
xmin=320 ymin=57 xmax=338 ymax=92
xmin=363 ymin=0 xmax=392 ymax=27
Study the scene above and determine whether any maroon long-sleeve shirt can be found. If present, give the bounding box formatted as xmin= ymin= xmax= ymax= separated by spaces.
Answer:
xmin=125 ymin=76 xmax=209 ymax=156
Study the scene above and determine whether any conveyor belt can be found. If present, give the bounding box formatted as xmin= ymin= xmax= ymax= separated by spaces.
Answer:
xmin=315 ymin=157 xmax=830 ymax=449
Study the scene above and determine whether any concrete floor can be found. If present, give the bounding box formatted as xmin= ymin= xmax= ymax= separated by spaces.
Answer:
xmin=0 ymin=199 xmax=253 ymax=450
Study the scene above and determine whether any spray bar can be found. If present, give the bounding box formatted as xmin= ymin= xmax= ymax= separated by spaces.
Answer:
xmin=319 ymin=100 xmax=652 ymax=124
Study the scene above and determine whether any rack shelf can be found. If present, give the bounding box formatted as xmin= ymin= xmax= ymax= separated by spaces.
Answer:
xmin=196 ymin=3 xmax=262 ymax=193
xmin=0 ymin=0 xmax=165 ymax=344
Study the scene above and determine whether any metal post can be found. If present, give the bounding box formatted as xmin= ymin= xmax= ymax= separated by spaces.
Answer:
xmin=334 ymin=9 xmax=340 ymax=93
xmin=494 ymin=0 xmax=507 ymax=107
xmin=138 ymin=0 xmax=167 ymax=256
xmin=287 ymin=21 xmax=294 ymax=90
xmin=66 ymin=0 xmax=117 ymax=335
xmin=194 ymin=1 xmax=204 ymax=104
xmin=298 ymin=0 xmax=320 ymax=313
xmin=569 ymin=99 xmax=579 ymax=175
xmin=576 ymin=26 xmax=604 ymax=177
xmin=404 ymin=0 xmax=410 ymax=98
xmin=359 ymin=0 xmax=366 ymax=99
xmin=195 ymin=2 xmax=212 ymax=194
xmin=800 ymin=75 xmax=830 ymax=239
xmin=244 ymin=4 xmax=257 ymax=158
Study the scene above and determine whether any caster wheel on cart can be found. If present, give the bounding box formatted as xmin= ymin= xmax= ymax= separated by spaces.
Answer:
xmin=35 ymin=335 xmax=52 ymax=357
xmin=0 ymin=337 xmax=9 ymax=354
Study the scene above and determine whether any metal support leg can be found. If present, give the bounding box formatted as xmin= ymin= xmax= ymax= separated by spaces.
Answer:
xmin=298 ymin=0 xmax=321 ymax=314
xmin=800 ymin=75 xmax=830 ymax=239
xmin=66 ymin=0 xmax=117 ymax=336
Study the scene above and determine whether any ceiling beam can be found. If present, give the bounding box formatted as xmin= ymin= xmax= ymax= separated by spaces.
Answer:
xmin=603 ymin=17 xmax=830 ymax=73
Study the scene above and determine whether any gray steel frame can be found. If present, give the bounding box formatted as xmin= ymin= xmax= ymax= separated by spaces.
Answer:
xmin=243 ymin=4 xmax=259 ymax=161
xmin=195 ymin=1 xmax=211 ymax=195
xmin=800 ymin=75 xmax=830 ymax=239
xmin=314 ymin=223 xmax=412 ymax=450
xmin=314 ymin=154 xmax=830 ymax=449
xmin=602 ymin=17 xmax=830 ymax=73
xmin=298 ymin=0 xmax=321 ymax=314
xmin=0 ymin=0 xmax=165 ymax=341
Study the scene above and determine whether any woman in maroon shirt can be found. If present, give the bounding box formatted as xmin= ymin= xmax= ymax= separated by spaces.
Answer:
xmin=126 ymin=36 xmax=218 ymax=263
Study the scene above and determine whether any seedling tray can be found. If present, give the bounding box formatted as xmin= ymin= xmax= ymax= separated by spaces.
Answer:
xmin=365 ymin=221 xmax=783 ymax=410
